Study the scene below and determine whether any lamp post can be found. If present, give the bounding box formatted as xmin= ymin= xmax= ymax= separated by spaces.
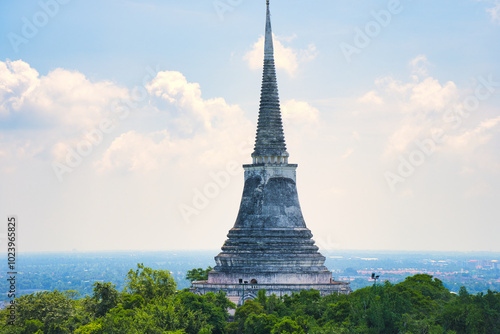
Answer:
xmin=371 ymin=272 xmax=380 ymax=288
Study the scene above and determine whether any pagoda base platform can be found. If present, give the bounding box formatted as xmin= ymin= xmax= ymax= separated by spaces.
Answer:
xmin=190 ymin=281 xmax=351 ymax=306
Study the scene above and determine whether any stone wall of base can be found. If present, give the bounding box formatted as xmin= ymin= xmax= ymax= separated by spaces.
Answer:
xmin=207 ymin=270 xmax=333 ymax=284
xmin=190 ymin=281 xmax=351 ymax=306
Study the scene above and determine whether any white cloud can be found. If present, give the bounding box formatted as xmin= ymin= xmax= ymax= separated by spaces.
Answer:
xmin=358 ymin=56 xmax=498 ymax=162
xmin=244 ymin=34 xmax=318 ymax=76
xmin=298 ymin=44 xmax=318 ymax=63
xmin=0 ymin=59 xmax=130 ymax=171
xmin=96 ymin=70 xmax=254 ymax=173
xmin=0 ymin=60 xmax=127 ymax=131
xmin=0 ymin=60 xmax=254 ymax=177
xmin=409 ymin=54 xmax=430 ymax=79
xmin=0 ymin=60 xmax=39 ymax=116
xmin=374 ymin=56 xmax=457 ymax=114
xmin=476 ymin=0 xmax=500 ymax=24
xmin=384 ymin=122 xmax=426 ymax=157
xmin=146 ymin=70 xmax=248 ymax=134
xmin=373 ymin=57 xmax=459 ymax=156
xmin=282 ymin=99 xmax=319 ymax=124
xmin=410 ymin=77 xmax=458 ymax=113
xmin=445 ymin=116 xmax=500 ymax=152
xmin=487 ymin=1 xmax=500 ymax=24
xmin=375 ymin=77 xmax=458 ymax=115
xmin=358 ymin=91 xmax=383 ymax=105
xmin=96 ymin=130 xmax=171 ymax=172
xmin=31 ymin=68 xmax=127 ymax=130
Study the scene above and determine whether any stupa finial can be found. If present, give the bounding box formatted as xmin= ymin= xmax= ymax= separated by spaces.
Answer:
xmin=252 ymin=0 xmax=289 ymax=165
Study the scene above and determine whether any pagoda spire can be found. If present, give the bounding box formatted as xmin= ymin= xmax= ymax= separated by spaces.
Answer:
xmin=193 ymin=0 xmax=352 ymax=301
xmin=252 ymin=0 xmax=289 ymax=165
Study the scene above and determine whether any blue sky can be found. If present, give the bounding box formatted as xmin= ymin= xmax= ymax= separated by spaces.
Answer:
xmin=1 ymin=0 xmax=500 ymax=253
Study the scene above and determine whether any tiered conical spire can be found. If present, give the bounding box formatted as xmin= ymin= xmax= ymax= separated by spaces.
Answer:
xmin=192 ymin=0 xmax=351 ymax=299
xmin=252 ymin=0 xmax=289 ymax=165
xmin=209 ymin=1 xmax=331 ymax=285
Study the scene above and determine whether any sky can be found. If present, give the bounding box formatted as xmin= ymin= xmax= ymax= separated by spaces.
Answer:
xmin=0 ymin=0 xmax=499 ymax=253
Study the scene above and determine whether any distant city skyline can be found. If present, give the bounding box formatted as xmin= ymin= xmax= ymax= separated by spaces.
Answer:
xmin=1 ymin=0 xmax=499 ymax=253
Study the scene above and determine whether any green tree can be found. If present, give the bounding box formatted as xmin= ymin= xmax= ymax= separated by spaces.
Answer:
xmin=229 ymin=300 xmax=265 ymax=333
xmin=398 ymin=274 xmax=451 ymax=302
xmin=125 ymin=263 xmax=177 ymax=301
xmin=133 ymin=299 xmax=184 ymax=333
xmin=345 ymin=276 xmax=449 ymax=332
xmin=98 ymin=307 xmax=135 ymax=334
xmin=122 ymin=293 xmax=145 ymax=310
xmin=22 ymin=319 xmax=45 ymax=334
xmin=271 ymin=318 xmax=305 ymax=334
xmin=176 ymin=291 xmax=233 ymax=334
xmin=244 ymin=313 xmax=278 ymax=334
xmin=74 ymin=322 xmax=103 ymax=334
xmin=284 ymin=290 xmax=322 ymax=319
xmin=263 ymin=293 xmax=283 ymax=315
xmin=88 ymin=282 xmax=120 ymax=317
xmin=13 ymin=290 xmax=76 ymax=329
xmin=439 ymin=287 xmax=500 ymax=333
xmin=321 ymin=299 xmax=350 ymax=326
xmin=185 ymin=266 xmax=213 ymax=282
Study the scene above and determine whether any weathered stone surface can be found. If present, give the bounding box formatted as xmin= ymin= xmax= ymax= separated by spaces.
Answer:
xmin=210 ymin=164 xmax=333 ymax=285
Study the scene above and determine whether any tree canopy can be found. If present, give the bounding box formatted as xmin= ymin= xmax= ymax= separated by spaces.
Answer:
xmin=185 ymin=266 xmax=213 ymax=282
xmin=1 ymin=268 xmax=499 ymax=334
